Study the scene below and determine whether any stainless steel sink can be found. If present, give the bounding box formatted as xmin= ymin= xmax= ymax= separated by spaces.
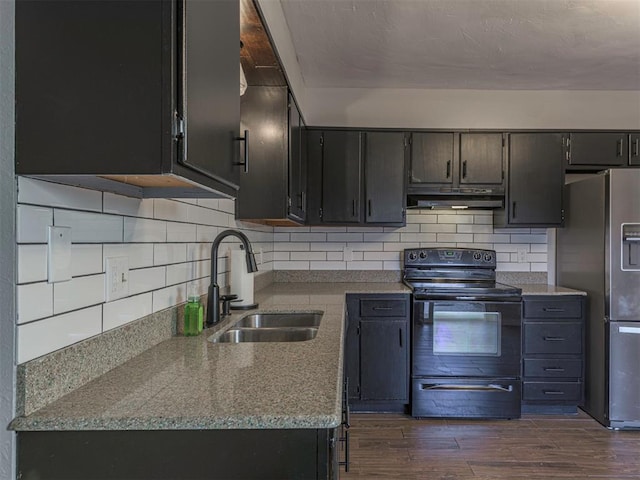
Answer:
xmin=211 ymin=327 xmax=318 ymax=343
xmin=234 ymin=312 xmax=322 ymax=329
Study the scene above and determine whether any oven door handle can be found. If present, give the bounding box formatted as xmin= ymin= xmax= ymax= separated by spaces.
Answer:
xmin=421 ymin=383 xmax=514 ymax=393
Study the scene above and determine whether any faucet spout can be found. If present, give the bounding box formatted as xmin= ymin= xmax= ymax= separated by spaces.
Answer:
xmin=206 ymin=229 xmax=258 ymax=326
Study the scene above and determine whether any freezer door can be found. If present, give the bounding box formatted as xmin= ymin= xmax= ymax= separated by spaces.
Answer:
xmin=609 ymin=322 xmax=640 ymax=428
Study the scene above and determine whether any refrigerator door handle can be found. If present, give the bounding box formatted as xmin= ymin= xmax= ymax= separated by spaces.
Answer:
xmin=619 ymin=326 xmax=640 ymax=334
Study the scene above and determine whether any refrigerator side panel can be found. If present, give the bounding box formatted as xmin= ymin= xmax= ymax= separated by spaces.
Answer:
xmin=608 ymin=169 xmax=640 ymax=321
xmin=557 ymin=175 xmax=608 ymax=425
xmin=608 ymin=322 xmax=640 ymax=428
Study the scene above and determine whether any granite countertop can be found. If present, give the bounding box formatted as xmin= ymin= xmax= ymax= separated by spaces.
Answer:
xmin=10 ymin=282 xmax=409 ymax=432
xmin=516 ymin=284 xmax=587 ymax=296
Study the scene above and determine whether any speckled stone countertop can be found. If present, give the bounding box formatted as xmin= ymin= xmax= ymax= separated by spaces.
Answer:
xmin=515 ymin=284 xmax=587 ymax=296
xmin=10 ymin=282 xmax=409 ymax=432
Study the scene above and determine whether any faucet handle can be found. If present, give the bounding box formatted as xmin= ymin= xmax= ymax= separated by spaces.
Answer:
xmin=219 ymin=294 xmax=238 ymax=317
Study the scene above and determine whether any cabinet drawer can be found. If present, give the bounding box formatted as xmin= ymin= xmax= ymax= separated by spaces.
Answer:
xmin=524 ymin=323 xmax=582 ymax=354
xmin=523 ymin=358 xmax=583 ymax=379
xmin=523 ymin=298 xmax=582 ymax=319
xmin=523 ymin=382 xmax=583 ymax=402
xmin=360 ymin=299 xmax=407 ymax=317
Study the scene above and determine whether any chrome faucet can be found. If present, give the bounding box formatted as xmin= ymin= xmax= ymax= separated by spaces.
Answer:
xmin=206 ymin=229 xmax=258 ymax=326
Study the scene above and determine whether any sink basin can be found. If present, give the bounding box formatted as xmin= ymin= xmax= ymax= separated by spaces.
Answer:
xmin=234 ymin=312 xmax=322 ymax=329
xmin=211 ymin=327 xmax=318 ymax=343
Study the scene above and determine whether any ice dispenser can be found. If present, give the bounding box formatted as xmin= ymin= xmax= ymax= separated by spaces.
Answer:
xmin=622 ymin=224 xmax=640 ymax=270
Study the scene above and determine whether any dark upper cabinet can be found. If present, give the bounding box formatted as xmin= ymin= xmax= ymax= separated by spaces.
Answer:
xmin=494 ymin=133 xmax=564 ymax=227
xmin=409 ymin=132 xmax=504 ymax=191
xmin=319 ymin=130 xmax=363 ymax=224
xmin=288 ymin=95 xmax=307 ymax=223
xmin=237 ymin=87 xmax=307 ymax=225
xmin=566 ymin=132 xmax=628 ymax=168
xmin=236 ymin=86 xmax=288 ymax=221
xmin=630 ymin=134 xmax=640 ymax=166
xmin=459 ymin=133 xmax=505 ymax=185
xmin=364 ymin=132 xmax=406 ymax=224
xmin=307 ymin=129 xmax=406 ymax=226
xmin=15 ymin=0 xmax=241 ymax=198
xmin=409 ymin=132 xmax=455 ymax=186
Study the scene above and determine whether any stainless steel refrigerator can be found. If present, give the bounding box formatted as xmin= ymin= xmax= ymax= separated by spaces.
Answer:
xmin=557 ymin=169 xmax=640 ymax=429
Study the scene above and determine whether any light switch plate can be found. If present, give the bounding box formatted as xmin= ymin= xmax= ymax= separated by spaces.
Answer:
xmin=47 ymin=226 xmax=72 ymax=283
xmin=105 ymin=256 xmax=129 ymax=302
xmin=517 ymin=247 xmax=528 ymax=263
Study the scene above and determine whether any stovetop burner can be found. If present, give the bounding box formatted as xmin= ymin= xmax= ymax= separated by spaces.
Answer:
xmin=403 ymin=247 xmax=522 ymax=300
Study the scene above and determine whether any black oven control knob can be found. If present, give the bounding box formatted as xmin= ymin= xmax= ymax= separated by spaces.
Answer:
xmin=419 ymin=251 xmax=428 ymax=259
xmin=408 ymin=251 xmax=418 ymax=261
xmin=484 ymin=253 xmax=493 ymax=262
xmin=473 ymin=252 xmax=482 ymax=261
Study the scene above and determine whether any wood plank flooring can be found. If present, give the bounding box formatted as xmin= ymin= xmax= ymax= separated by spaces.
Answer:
xmin=340 ymin=412 xmax=640 ymax=479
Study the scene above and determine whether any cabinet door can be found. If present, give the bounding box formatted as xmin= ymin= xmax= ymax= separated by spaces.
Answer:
xmin=568 ymin=133 xmax=627 ymax=166
xmin=630 ymin=134 xmax=640 ymax=166
xmin=179 ymin=0 xmax=241 ymax=190
xmin=322 ymin=131 xmax=362 ymax=223
xmin=364 ymin=132 xmax=406 ymax=224
xmin=345 ymin=296 xmax=361 ymax=401
xmin=409 ymin=132 xmax=454 ymax=186
xmin=459 ymin=133 xmax=504 ymax=185
xmin=507 ymin=133 xmax=564 ymax=226
xmin=360 ymin=319 xmax=408 ymax=401
xmin=288 ymin=95 xmax=305 ymax=221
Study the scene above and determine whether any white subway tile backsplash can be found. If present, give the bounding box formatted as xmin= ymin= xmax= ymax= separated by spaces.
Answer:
xmin=129 ymin=266 xmax=166 ymax=295
xmin=17 ymin=282 xmax=53 ymax=323
xmin=309 ymin=261 xmax=346 ymax=270
xmin=420 ymin=223 xmax=456 ymax=233
xmin=17 ymin=306 xmax=102 ymax=363
xmin=167 ymin=222 xmax=197 ymax=242
xmin=103 ymin=294 xmax=153 ymax=332
xmin=473 ymin=233 xmax=510 ymax=243
xmin=273 ymin=261 xmax=309 ymax=270
xmin=17 ymin=205 xmax=52 ymax=243
xmin=474 ymin=214 xmax=493 ymax=225
xmin=347 ymin=261 xmax=383 ymax=270
xmin=154 ymin=243 xmax=187 ymax=265
xmin=56 ymin=209 xmax=123 ymax=243
xmin=347 ymin=226 xmax=383 ymax=233
xmin=436 ymin=233 xmax=473 ymax=243
xmin=196 ymin=198 xmax=219 ymax=210
xmin=510 ymin=234 xmax=547 ymax=244
xmin=153 ymin=198 xmax=190 ymax=222
xmin=188 ymin=204 xmax=229 ymax=226
xmin=384 ymin=242 xmax=419 ymax=252
xmin=310 ymin=242 xmax=345 ymax=251
xmin=53 ymin=274 xmax=105 ymax=315
xmin=527 ymin=253 xmax=548 ymax=263
xmin=272 ymin=251 xmax=290 ymax=261
xmin=384 ymin=260 xmax=402 ymax=270
xmin=71 ymin=245 xmax=103 ymax=277
xmin=497 ymin=262 xmax=530 ymax=272
xmin=530 ymin=244 xmax=548 ymax=253
xmin=290 ymin=232 xmax=327 ymax=242
xmin=326 ymin=252 xmax=343 ymax=261
xmin=438 ymin=214 xmax=473 ymax=224
xmin=18 ymin=178 xmax=102 ymax=212
xmin=531 ymin=262 xmax=548 ymax=272
xmin=457 ymin=224 xmax=493 ymax=234
xmin=166 ymin=263 xmax=191 ymax=285
xmin=291 ymin=251 xmax=326 ymax=261
xmin=103 ymin=244 xmax=154 ymax=269
xmin=364 ymin=251 xmax=401 ymax=261
xmin=103 ymin=193 xmax=154 ymax=218
xmin=187 ymin=243 xmax=210 ymax=262
xmin=363 ymin=232 xmax=400 ymax=242
xmin=274 ymin=233 xmax=290 ymax=242
xmin=327 ymin=233 xmax=363 ymax=242
xmin=196 ymin=225 xmax=218 ymax=242
xmin=18 ymin=245 xmax=47 ymax=283
xmin=218 ymin=199 xmax=235 ymax=214
xmin=152 ymin=285 xmax=187 ymax=313
xmin=123 ymin=217 xmax=166 ymax=243
xmin=274 ymin=242 xmax=310 ymax=252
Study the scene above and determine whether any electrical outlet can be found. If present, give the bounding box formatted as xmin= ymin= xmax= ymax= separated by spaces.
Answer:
xmin=105 ymin=256 xmax=129 ymax=302
xmin=344 ymin=246 xmax=353 ymax=262
xmin=259 ymin=247 xmax=264 ymax=265
xmin=517 ymin=247 xmax=528 ymax=263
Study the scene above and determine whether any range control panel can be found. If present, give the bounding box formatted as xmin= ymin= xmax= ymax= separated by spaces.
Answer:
xmin=404 ymin=247 xmax=496 ymax=268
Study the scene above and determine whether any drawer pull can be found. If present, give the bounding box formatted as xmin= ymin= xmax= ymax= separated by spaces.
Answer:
xmin=422 ymin=384 xmax=513 ymax=393
xmin=373 ymin=307 xmax=394 ymax=310
xmin=543 ymin=390 xmax=566 ymax=396
xmin=542 ymin=307 xmax=566 ymax=313
xmin=544 ymin=336 xmax=566 ymax=341
xmin=543 ymin=367 xmax=565 ymax=373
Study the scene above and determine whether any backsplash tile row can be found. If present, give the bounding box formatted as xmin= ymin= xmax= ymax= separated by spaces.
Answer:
xmin=273 ymin=210 xmax=548 ymax=273
xmin=16 ymin=178 xmax=273 ymax=364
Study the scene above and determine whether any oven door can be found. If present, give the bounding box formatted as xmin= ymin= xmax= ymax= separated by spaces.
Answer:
xmin=412 ymin=299 xmax=522 ymax=378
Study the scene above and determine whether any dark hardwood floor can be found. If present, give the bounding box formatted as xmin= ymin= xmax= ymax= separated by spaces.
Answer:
xmin=340 ymin=412 xmax=640 ymax=479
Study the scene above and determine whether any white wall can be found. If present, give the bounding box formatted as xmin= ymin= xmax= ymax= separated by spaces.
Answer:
xmin=15 ymin=178 xmax=274 ymax=364
xmin=304 ymin=88 xmax=640 ymax=129
xmin=274 ymin=210 xmax=547 ymax=272
xmin=0 ymin=0 xmax=16 ymax=476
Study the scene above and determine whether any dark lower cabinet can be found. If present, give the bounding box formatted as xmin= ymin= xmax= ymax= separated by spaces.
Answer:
xmin=345 ymin=294 xmax=410 ymax=412
xmin=521 ymin=295 xmax=586 ymax=414
xmin=494 ymin=133 xmax=565 ymax=227
xmin=17 ymin=428 xmax=338 ymax=480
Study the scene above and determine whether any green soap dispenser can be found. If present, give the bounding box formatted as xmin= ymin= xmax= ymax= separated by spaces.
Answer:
xmin=184 ymin=288 xmax=203 ymax=336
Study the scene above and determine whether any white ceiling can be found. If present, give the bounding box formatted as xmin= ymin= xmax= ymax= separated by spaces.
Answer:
xmin=279 ymin=0 xmax=640 ymax=90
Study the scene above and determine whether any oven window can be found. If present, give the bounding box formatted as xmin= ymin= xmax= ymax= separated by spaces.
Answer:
xmin=433 ymin=311 xmax=501 ymax=356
